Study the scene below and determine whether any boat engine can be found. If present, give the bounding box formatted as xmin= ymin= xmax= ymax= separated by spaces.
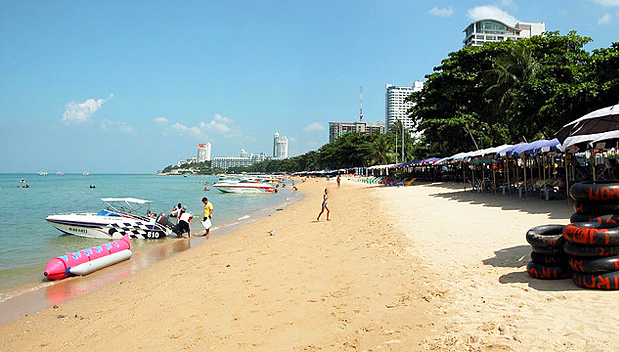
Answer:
xmin=156 ymin=213 xmax=174 ymax=229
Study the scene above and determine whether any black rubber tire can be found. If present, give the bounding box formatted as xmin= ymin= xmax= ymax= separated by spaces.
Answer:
xmin=563 ymin=222 xmax=619 ymax=246
xmin=526 ymin=224 xmax=566 ymax=248
xmin=563 ymin=241 xmax=619 ymax=258
xmin=570 ymin=212 xmax=600 ymax=223
xmin=572 ymin=270 xmax=619 ymax=290
xmin=526 ymin=261 xmax=571 ymax=280
xmin=590 ymin=214 xmax=619 ymax=225
xmin=573 ymin=200 xmax=619 ymax=215
xmin=530 ymin=245 xmax=565 ymax=255
xmin=570 ymin=181 xmax=619 ymax=202
xmin=530 ymin=251 xmax=568 ymax=265
xmin=568 ymin=255 xmax=619 ymax=273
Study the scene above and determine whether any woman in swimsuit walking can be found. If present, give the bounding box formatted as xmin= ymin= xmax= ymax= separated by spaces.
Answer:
xmin=317 ymin=188 xmax=330 ymax=221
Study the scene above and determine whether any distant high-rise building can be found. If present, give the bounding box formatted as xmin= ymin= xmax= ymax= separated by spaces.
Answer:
xmin=463 ymin=19 xmax=545 ymax=47
xmin=197 ymin=143 xmax=211 ymax=162
xmin=273 ymin=132 xmax=288 ymax=159
xmin=328 ymin=121 xmax=385 ymax=143
xmin=385 ymin=81 xmax=423 ymax=133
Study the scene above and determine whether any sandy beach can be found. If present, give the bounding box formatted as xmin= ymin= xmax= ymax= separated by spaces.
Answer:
xmin=1 ymin=178 xmax=618 ymax=351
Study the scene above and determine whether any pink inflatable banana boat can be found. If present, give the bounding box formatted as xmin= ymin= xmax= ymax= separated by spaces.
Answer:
xmin=44 ymin=234 xmax=131 ymax=280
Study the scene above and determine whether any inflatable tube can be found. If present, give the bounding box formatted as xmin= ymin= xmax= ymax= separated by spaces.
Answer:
xmin=44 ymin=234 xmax=131 ymax=280
xmin=530 ymin=245 xmax=565 ymax=255
xmin=526 ymin=261 xmax=571 ymax=280
xmin=570 ymin=181 xmax=619 ymax=202
xmin=526 ymin=224 xmax=566 ymax=248
xmin=573 ymin=201 xmax=619 ymax=216
xmin=568 ymin=255 xmax=619 ymax=273
xmin=572 ymin=270 xmax=619 ymax=290
xmin=590 ymin=214 xmax=619 ymax=225
xmin=563 ymin=222 xmax=619 ymax=246
xmin=530 ymin=251 xmax=568 ymax=265
xmin=570 ymin=212 xmax=600 ymax=223
xmin=69 ymin=249 xmax=132 ymax=276
xmin=563 ymin=241 xmax=619 ymax=258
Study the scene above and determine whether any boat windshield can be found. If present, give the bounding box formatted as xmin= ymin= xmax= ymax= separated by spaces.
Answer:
xmin=96 ymin=209 xmax=123 ymax=217
xmin=101 ymin=198 xmax=152 ymax=215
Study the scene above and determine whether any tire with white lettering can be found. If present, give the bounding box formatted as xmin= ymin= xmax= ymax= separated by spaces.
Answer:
xmin=530 ymin=251 xmax=568 ymax=266
xmin=563 ymin=222 xmax=619 ymax=246
xmin=563 ymin=241 xmax=619 ymax=258
xmin=573 ymin=200 xmax=619 ymax=215
xmin=572 ymin=270 xmax=619 ymax=290
xmin=526 ymin=224 xmax=566 ymax=248
xmin=569 ymin=181 xmax=619 ymax=202
xmin=526 ymin=261 xmax=571 ymax=280
xmin=568 ymin=255 xmax=619 ymax=273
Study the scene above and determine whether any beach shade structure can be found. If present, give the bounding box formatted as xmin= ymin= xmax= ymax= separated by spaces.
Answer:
xmin=556 ymin=104 xmax=619 ymax=151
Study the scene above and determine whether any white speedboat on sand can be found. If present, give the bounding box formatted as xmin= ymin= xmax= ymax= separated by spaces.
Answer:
xmin=46 ymin=198 xmax=174 ymax=239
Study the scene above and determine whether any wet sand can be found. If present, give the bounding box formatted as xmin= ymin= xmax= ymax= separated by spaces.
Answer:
xmin=1 ymin=178 xmax=618 ymax=351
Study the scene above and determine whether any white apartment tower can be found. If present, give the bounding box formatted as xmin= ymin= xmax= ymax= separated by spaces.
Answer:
xmin=273 ymin=132 xmax=288 ymax=160
xmin=197 ymin=143 xmax=211 ymax=162
xmin=385 ymin=81 xmax=423 ymax=133
xmin=463 ymin=19 xmax=545 ymax=47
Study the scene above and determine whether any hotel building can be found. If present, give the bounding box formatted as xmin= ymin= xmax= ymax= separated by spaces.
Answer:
xmin=273 ymin=132 xmax=288 ymax=159
xmin=385 ymin=81 xmax=423 ymax=133
xmin=197 ymin=143 xmax=211 ymax=162
xmin=328 ymin=121 xmax=385 ymax=143
xmin=463 ymin=19 xmax=545 ymax=47
xmin=211 ymin=151 xmax=268 ymax=170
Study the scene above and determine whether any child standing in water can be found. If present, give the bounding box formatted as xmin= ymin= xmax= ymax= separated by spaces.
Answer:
xmin=317 ymin=188 xmax=330 ymax=221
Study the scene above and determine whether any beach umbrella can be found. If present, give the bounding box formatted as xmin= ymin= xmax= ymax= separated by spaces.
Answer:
xmin=556 ymin=104 xmax=619 ymax=151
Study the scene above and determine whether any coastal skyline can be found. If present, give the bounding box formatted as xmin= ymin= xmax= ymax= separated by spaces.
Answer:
xmin=1 ymin=1 xmax=618 ymax=173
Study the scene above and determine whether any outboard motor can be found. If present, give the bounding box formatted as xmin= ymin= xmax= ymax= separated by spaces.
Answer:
xmin=156 ymin=213 xmax=174 ymax=229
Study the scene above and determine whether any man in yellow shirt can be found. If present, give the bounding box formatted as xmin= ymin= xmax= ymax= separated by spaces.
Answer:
xmin=201 ymin=197 xmax=214 ymax=238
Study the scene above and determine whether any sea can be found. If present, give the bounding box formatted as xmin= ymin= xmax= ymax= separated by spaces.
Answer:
xmin=0 ymin=173 xmax=300 ymax=307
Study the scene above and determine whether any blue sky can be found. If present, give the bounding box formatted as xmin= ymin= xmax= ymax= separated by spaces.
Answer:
xmin=1 ymin=0 xmax=617 ymax=173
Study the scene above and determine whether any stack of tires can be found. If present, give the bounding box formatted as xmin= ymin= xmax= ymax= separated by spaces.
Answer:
xmin=564 ymin=181 xmax=619 ymax=290
xmin=526 ymin=224 xmax=571 ymax=280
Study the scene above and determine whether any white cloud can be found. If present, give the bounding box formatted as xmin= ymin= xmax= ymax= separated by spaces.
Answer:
xmin=467 ymin=5 xmax=519 ymax=27
xmin=594 ymin=0 xmax=619 ymax=6
xmin=62 ymin=93 xmax=114 ymax=125
xmin=598 ymin=12 xmax=613 ymax=24
xmin=170 ymin=122 xmax=203 ymax=138
xmin=428 ymin=6 xmax=454 ymax=17
xmin=303 ymin=122 xmax=325 ymax=132
xmin=163 ymin=114 xmax=236 ymax=139
xmin=98 ymin=119 xmax=134 ymax=134
xmin=498 ymin=0 xmax=517 ymax=9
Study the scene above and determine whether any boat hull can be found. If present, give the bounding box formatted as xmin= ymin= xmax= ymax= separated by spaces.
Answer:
xmin=213 ymin=183 xmax=275 ymax=194
xmin=46 ymin=214 xmax=170 ymax=239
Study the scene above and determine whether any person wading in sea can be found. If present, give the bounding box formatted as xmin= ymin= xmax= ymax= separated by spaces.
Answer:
xmin=201 ymin=197 xmax=214 ymax=238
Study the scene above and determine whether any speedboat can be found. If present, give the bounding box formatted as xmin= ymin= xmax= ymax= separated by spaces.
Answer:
xmin=213 ymin=180 xmax=276 ymax=194
xmin=46 ymin=198 xmax=174 ymax=239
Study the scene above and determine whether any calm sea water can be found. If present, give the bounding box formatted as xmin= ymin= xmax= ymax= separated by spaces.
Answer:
xmin=0 ymin=173 xmax=299 ymax=302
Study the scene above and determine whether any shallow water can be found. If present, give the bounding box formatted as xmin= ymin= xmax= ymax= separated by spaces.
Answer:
xmin=0 ymin=173 xmax=299 ymax=304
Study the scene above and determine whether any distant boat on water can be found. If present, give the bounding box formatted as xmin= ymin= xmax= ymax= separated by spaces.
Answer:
xmin=56 ymin=172 xmax=65 ymax=176
xmin=82 ymin=172 xmax=91 ymax=176
xmin=37 ymin=172 xmax=49 ymax=176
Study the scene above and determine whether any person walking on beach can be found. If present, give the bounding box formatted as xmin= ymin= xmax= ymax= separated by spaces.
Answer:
xmin=202 ymin=197 xmax=214 ymax=238
xmin=317 ymin=188 xmax=330 ymax=221
xmin=336 ymin=175 xmax=341 ymax=188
